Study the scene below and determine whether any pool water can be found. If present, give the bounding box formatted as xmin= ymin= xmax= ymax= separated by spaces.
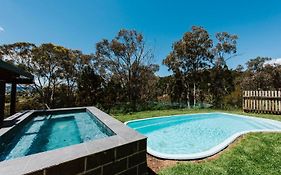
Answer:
xmin=0 ymin=111 xmax=115 ymax=161
xmin=126 ymin=113 xmax=281 ymax=159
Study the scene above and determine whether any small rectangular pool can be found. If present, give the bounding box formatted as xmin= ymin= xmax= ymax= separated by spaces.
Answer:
xmin=0 ymin=110 xmax=115 ymax=161
xmin=0 ymin=107 xmax=147 ymax=175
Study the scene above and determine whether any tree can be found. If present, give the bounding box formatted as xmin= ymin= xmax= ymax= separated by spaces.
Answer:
xmin=59 ymin=50 xmax=91 ymax=106
xmin=163 ymin=26 xmax=213 ymax=107
xmin=0 ymin=42 xmax=93 ymax=109
xmin=241 ymin=57 xmax=272 ymax=90
xmin=246 ymin=57 xmax=271 ymax=73
xmin=240 ymin=57 xmax=281 ymax=91
xmin=209 ymin=67 xmax=234 ymax=107
xmin=76 ymin=66 xmax=105 ymax=106
xmin=235 ymin=64 xmax=244 ymax=73
xmin=209 ymin=32 xmax=238 ymax=107
xmin=270 ymin=64 xmax=281 ymax=90
xmin=0 ymin=42 xmax=36 ymax=71
xmin=95 ymin=29 xmax=158 ymax=110
xmin=212 ymin=32 xmax=238 ymax=66
xmin=137 ymin=64 xmax=159 ymax=103
xmin=31 ymin=43 xmax=69 ymax=107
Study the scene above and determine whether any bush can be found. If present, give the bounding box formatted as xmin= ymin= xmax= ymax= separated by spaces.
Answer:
xmin=222 ymin=88 xmax=242 ymax=109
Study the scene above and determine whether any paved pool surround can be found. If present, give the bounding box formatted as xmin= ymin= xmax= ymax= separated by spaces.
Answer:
xmin=0 ymin=107 xmax=147 ymax=175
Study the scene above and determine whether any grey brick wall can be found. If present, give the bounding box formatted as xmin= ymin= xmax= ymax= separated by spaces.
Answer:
xmin=25 ymin=139 xmax=147 ymax=175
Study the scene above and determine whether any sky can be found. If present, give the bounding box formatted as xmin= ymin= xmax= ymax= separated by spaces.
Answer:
xmin=1 ymin=0 xmax=281 ymax=76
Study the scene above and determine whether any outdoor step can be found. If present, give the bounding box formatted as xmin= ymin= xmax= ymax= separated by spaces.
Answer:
xmin=261 ymin=121 xmax=281 ymax=130
xmin=254 ymin=120 xmax=281 ymax=130
xmin=2 ymin=115 xmax=49 ymax=160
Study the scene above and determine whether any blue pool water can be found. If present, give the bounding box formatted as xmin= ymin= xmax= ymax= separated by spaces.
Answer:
xmin=0 ymin=111 xmax=115 ymax=161
xmin=126 ymin=113 xmax=281 ymax=159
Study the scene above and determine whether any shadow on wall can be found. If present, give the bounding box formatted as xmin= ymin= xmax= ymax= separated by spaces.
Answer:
xmin=148 ymin=167 xmax=158 ymax=175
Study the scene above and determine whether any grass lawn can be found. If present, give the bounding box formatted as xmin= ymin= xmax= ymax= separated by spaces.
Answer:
xmin=113 ymin=108 xmax=281 ymax=122
xmin=113 ymin=109 xmax=281 ymax=175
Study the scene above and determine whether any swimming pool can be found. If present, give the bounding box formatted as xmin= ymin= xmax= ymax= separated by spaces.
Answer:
xmin=0 ymin=110 xmax=115 ymax=161
xmin=0 ymin=107 xmax=147 ymax=175
xmin=126 ymin=112 xmax=281 ymax=160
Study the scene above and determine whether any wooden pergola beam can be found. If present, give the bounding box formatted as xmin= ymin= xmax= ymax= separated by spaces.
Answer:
xmin=0 ymin=60 xmax=34 ymax=79
xmin=3 ymin=78 xmax=34 ymax=84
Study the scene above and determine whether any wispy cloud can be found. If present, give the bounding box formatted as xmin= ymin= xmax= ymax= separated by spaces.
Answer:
xmin=0 ymin=26 xmax=4 ymax=32
xmin=265 ymin=58 xmax=281 ymax=65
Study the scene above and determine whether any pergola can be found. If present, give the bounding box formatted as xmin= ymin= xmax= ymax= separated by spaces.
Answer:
xmin=0 ymin=59 xmax=34 ymax=126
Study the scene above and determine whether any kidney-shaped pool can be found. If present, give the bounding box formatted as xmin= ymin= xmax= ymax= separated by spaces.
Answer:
xmin=126 ymin=112 xmax=281 ymax=160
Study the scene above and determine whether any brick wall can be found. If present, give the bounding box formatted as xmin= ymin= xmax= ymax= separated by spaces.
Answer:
xmin=26 ymin=139 xmax=147 ymax=175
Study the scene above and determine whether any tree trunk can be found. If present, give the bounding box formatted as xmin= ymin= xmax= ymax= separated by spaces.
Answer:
xmin=186 ymin=84 xmax=190 ymax=109
xmin=187 ymin=95 xmax=190 ymax=108
xmin=193 ymin=83 xmax=196 ymax=107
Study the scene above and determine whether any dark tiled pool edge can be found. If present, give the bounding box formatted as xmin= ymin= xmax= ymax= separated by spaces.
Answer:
xmin=0 ymin=107 xmax=147 ymax=175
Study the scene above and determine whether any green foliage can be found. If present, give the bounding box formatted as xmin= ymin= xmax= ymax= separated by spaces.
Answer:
xmin=0 ymin=42 xmax=36 ymax=72
xmin=165 ymin=26 xmax=214 ymax=73
xmin=76 ymin=66 xmax=105 ymax=106
xmin=163 ymin=26 xmax=213 ymax=106
xmin=94 ymin=29 xmax=159 ymax=111
xmin=246 ymin=57 xmax=271 ymax=73
xmin=209 ymin=66 xmax=235 ymax=108
xmin=163 ymin=26 xmax=238 ymax=108
xmin=32 ymin=43 xmax=69 ymax=107
xmin=17 ymin=96 xmax=44 ymax=111
xmin=241 ymin=57 xmax=281 ymax=91
xmin=222 ymin=88 xmax=242 ymax=109
xmin=213 ymin=32 xmax=238 ymax=66
xmin=1 ymin=27 xmax=281 ymax=114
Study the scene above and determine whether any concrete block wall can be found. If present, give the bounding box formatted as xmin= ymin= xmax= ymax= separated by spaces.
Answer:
xmin=26 ymin=139 xmax=147 ymax=175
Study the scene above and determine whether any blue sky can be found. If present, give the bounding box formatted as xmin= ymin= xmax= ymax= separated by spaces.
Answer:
xmin=1 ymin=0 xmax=281 ymax=76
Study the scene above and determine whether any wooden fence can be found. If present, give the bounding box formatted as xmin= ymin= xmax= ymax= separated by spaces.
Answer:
xmin=243 ymin=91 xmax=281 ymax=114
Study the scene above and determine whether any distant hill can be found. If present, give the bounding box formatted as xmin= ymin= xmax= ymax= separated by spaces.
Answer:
xmin=5 ymin=85 xmax=32 ymax=93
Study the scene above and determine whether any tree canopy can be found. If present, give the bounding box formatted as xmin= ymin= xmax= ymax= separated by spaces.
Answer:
xmin=1 ymin=27 xmax=280 ymax=113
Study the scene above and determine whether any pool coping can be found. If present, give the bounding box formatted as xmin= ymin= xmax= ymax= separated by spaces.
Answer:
xmin=125 ymin=112 xmax=281 ymax=160
xmin=0 ymin=106 xmax=147 ymax=175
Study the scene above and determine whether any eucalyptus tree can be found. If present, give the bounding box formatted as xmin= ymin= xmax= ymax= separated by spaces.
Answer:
xmin=163 ymin=26 xmax=213 ymax=107
xmin=31 ymin=43 xmax=71 ymax=107
xmin=246 ymin=56 xmax=271 ymax=73
xmin=241 ymin=57 xmax=280 ymax=91
xmin=0 ymin=42 xmax=36 ymax=71
xmin=76 ymin=65 xmax=105 ymax=106
xmin=59 ymin=49 xmax=92 ymax=106
xmin=0 ymin=42 xmax=38 ymax=110
xmin=270 ymin=64 xmax=281 ymax=90
xmin=94 ymin=29 xmax=158 ymax=110
xmin=0 ymin=42 xmax=92 ymax=108
xmin=212 ymin=32 xmax=238 ymax=66
xmin=209 ymin=32 xmax=238 ymax=107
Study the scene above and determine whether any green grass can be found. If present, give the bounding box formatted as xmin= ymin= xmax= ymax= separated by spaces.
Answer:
xmin=113 ymin=108 xmax=281 ymax=122
xmin=159 ymin=133 xmax=281 ymax=175
xmin=113 ymin=108 xmax=214 ymax=122
xmin=112 ymin=108 xmax=281 ymax=175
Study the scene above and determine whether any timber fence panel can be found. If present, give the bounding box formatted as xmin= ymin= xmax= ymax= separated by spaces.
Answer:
xmin=243 ymin=90 xmax=281 ymax=114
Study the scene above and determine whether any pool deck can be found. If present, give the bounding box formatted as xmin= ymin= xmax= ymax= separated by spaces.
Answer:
xmin=0 ymin=107 xmax=147 ymax=175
